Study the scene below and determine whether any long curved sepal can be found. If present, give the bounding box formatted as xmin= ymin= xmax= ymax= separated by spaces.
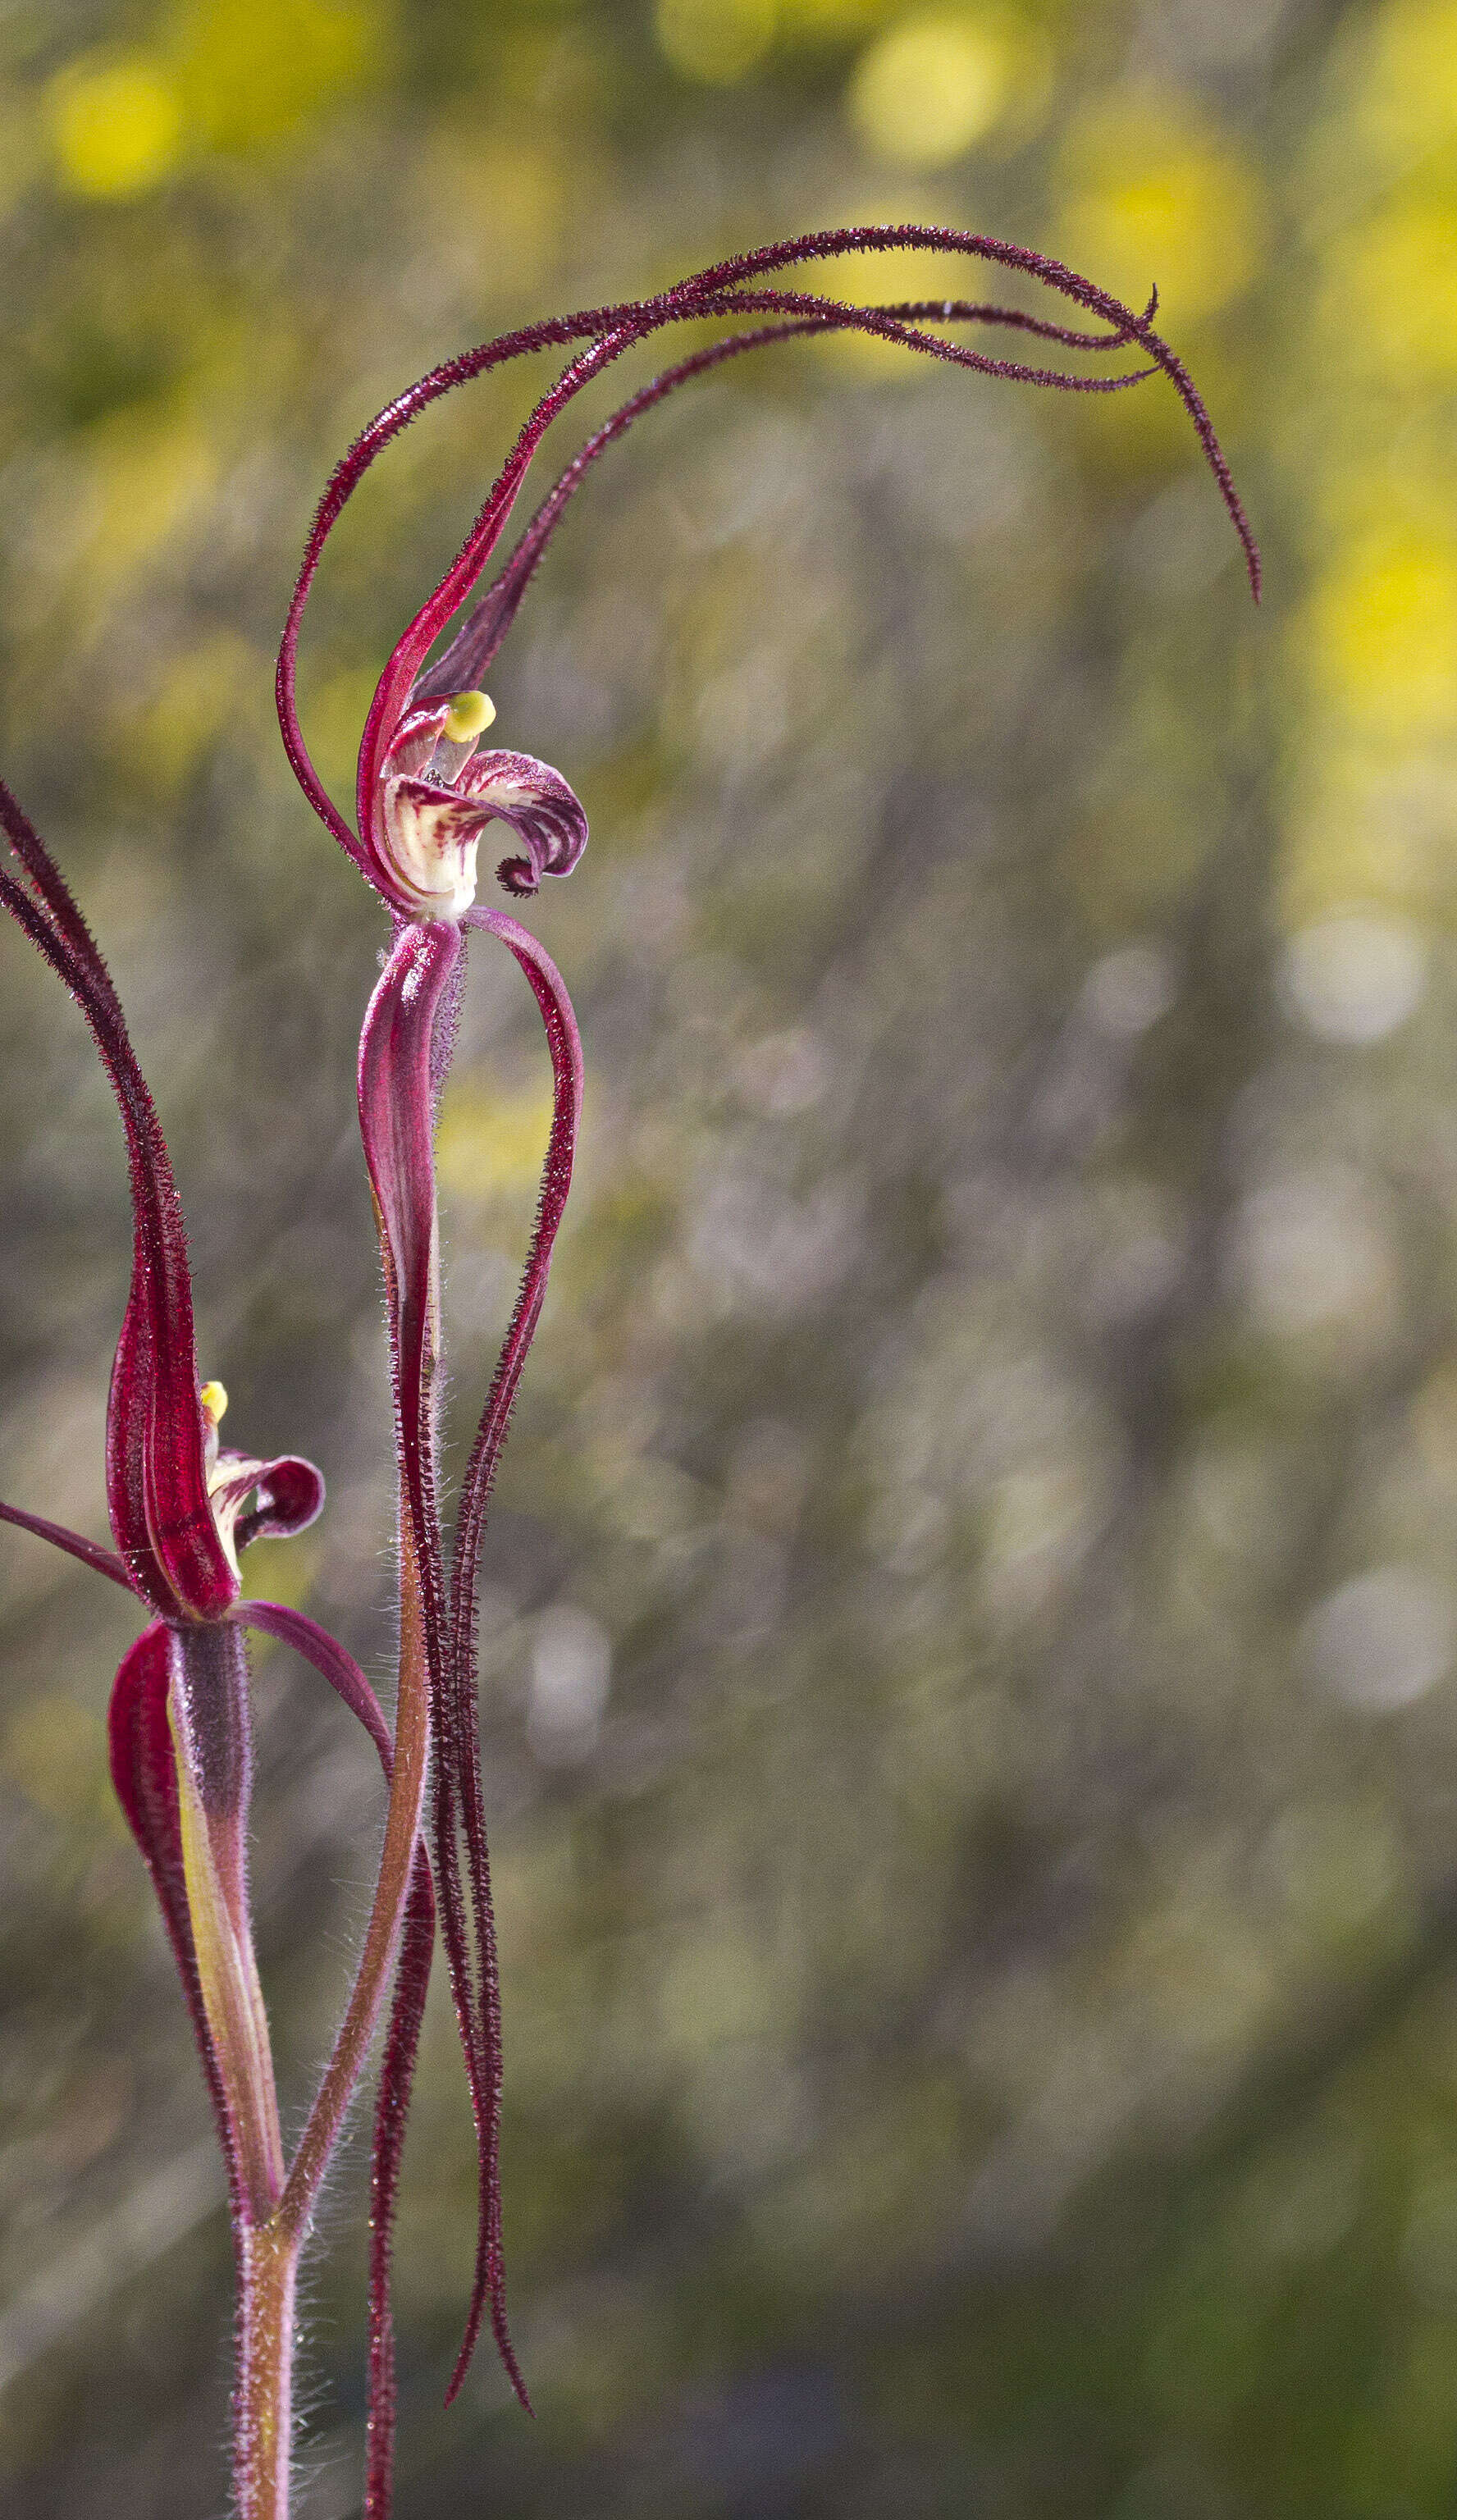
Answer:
xmin=364 ymin=1838 xmax=437 ymax=2507
xmin=277 ymin=231 xmax=1259 ymax=906
xmin=434 ymin=909 xmax=581 ymax=2408
xmin=357 ymin=917 xmax=461 ymax=1650
xmin=279 ymin=231 xmax=1258 ymax=924
xmin=359 ymin=910 xmax=535 ymax=2407
xmin=107 ymin=1621 xmax=246 ymax=2230
xmin=0 ymin=784 xmax=237 ymax=1620
xmin=417 ymin=289 xmax=1158 ymax=701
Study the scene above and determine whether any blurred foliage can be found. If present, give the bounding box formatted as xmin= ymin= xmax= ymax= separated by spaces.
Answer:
xmin=2 ymin=0 xmax=1457 ymax=2513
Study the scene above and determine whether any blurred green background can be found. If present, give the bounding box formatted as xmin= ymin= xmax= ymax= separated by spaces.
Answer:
xmin=2 ymin=0 xmax=1455 ymax=2512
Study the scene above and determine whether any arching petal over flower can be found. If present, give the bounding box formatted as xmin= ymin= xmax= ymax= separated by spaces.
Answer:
xmin=276 ymin=230 xmax=1258 ymax=903
xmin=417 ymin=289 xmax=1159 ymax=700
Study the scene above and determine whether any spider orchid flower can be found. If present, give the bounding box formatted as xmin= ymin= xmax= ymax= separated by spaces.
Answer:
xmin=0 ymin=788 xmax=444 ymax=2520
xmin=277 ymin=219 xmax=1259 ymax=2447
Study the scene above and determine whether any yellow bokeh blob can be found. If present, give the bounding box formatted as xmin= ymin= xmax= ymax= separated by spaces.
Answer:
xmin=1318 ymin=203 xmax=1457 ymax=384
xmin=169 ymin=0 xmax=388 ymax=151
xmin=655 ymin=0 xmax=777 ymax=84
xmin=779 ymin=0 xmax=890 ymax=46
xmin=1358 ymin=0 xmax=1457 ymax=167
xmin=1056 ymin=91 xmax=1265 ymax=322
xmin=848 ymin=14 xmax=1010 ymax=167
xmin=1301 ymin=539 xmax=1457 ymax=745
xmin=436 ymin=1078 xmax=557 ymax=1199
xmin=49 ymin=54 xmax=182 ymax=199
xmin=4 ymin=1696 xmax=112 ymax=1827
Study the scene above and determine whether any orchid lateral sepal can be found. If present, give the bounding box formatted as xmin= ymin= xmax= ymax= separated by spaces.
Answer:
xmin=357 ymin=916 xmax=459 ymax=1634
xmin=2 ymin=781 xmax=249 ymax=1623
xmin=167 ymin=1618 xmax=285 ymax=2222
xmin=356 ymin=911 xmax=532 ymax=2406
xmin=436 ymin=906 xmax=582 ymax=2405
xmin=353 ymin=896 xmax=582 ymax=2407
xmin=265 ymin=217 xmax=1259 ymax=2488
xmin=109 ymin=1622 xmax=250 ymax=2230
xmin=1 ymin=774 xmax=451 ymax=2515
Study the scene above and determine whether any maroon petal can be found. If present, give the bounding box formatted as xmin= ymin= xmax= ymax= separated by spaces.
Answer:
xmin=108 ymin=1623 xmax=246 ymax=2230
xmin=0 ymin=1496 xmax=130 ymax=1589
xmin=348 ymin=268 xmax=1142 ymax=870
xmin=235 ymin=1597 xmax=393 ymax=1766
xmin=2 ymin=787 xmax=236 ymax=1620
xmin=276 ymin=234 xmax=1256 ymax=893
xmin=357 ymin=917 xmax=461 ymax=1630
xmin=417 ymin=292 xmax=1160 ymax=696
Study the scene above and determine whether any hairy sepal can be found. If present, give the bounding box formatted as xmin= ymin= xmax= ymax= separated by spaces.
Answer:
xmin=276 ymin=230 xmax=1257 ymax=888
xmin=358 ymin=917 xmax=461 ymax=1623
xmin=430 ymin=909 xmax=581 ymax=2408
xmin=108 ymin=1621 xmax=246 ymax=2229
xmin=0 ymin=786 xmax=236 ymax=1620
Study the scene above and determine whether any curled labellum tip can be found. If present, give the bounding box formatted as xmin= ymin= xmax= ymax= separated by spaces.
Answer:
xmin=376 ymin=698 xmax=588 ymax=919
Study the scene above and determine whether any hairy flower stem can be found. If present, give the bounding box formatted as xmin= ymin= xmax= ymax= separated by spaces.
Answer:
xmin=235 ymin=2221 xmax=299 ymax=2520
xmin=277 ymin=1517 xmax=432 ymax=2236
xmin=164 ymin=1540 xmax=432 ymax=2516
xmin=230 ymin=1532 xmax=432 ymax=2519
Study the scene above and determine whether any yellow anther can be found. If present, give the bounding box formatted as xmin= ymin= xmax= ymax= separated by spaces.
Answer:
xmin=199 ymin=1381 xmax=228 ymax=1425
xmin=442 ymin=690 xmax=496 ymax=743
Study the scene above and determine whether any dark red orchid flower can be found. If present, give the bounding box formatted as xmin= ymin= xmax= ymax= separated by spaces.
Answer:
xmin=0 ymin=788 xmax=442 ymax=2519
xmin=278 ymin=221 xmax=1259 ymax=2449
xmin=0 ymin=220 xmax=1256 ymax=2520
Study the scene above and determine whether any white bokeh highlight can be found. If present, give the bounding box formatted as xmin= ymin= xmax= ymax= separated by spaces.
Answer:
xmin=1280 ymin=908 xmax=1427 ymax=1045
xmin=528 ymin=1605 xmax=613 ymax=1764
xmin=1300 ymin=1566 xmax=1455 ymax=1712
